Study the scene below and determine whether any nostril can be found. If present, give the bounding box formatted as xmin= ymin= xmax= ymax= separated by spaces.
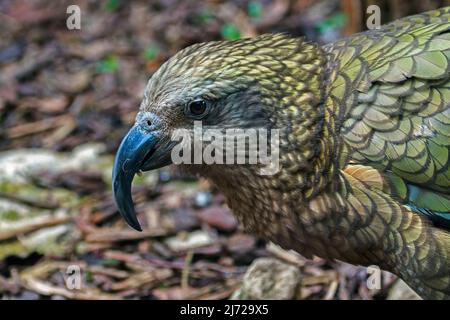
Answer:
xmin=138 ymin=112 xmax=159 ymax=130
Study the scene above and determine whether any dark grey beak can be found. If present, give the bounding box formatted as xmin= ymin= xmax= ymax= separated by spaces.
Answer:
xmin=112 ymin=125 xmax=163 ymax=231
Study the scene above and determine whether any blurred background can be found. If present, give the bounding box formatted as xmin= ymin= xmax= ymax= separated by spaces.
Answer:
xmin=0 ymin=0 xmax=448 ymax=300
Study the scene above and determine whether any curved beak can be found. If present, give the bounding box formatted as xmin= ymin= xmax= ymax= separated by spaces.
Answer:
xmin=112 ymin=125 xmax=169 ymax=231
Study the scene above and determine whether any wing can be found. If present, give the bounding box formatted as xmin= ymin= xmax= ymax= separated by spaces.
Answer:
xmin=341 ymin=164 xmax=450 ymax=299
xmin=324 ymin=7 xmax=450 ymax=225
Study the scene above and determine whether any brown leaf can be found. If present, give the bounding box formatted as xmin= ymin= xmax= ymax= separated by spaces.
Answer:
xmin=54 ymin=70 xmax=92 ymax=94
xmin=152 ymin=286 xmax=198 ymax=300
xmin=19 ymin=95 xmax=68 ymax=113
xmin=226 ymin=233 xmax=256 ymax=255
xmin=196 ymin=206 xmax=237 ymax=232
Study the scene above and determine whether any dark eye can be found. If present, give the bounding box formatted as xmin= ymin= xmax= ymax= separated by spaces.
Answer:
xmin=188 ymin=99 xmax=207 ymax=117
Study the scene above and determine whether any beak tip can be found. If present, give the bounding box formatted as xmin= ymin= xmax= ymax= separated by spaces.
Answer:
xmin=120 ymin=208 xmax=142 ymax=232
xmin=129 ymin=221 xmax=143 ymax=232
xmin=112 ymin=178 xmax=144 ymax=233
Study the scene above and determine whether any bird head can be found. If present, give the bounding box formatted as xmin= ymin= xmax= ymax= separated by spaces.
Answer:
xmin=112 ymin=34 xmax=325 ymax=231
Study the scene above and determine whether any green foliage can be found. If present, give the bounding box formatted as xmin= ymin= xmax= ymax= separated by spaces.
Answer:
xmin=143 ymin=44 xmax=160 ymax=61
xmin=85 ymin=270 xmax=94 ymax=283
xmin=96 ymin=55 xmax=119 ymax=73
xmin=102 ymin=258 xmax=121 ymax=267
xmin=247 ymin=1 xmax=263 ymax=19
xmin=195 ymin=9 xmax=214 ymax=25
xmin=0 ymin=241 xmax=28 ymax=261
xmin=0 ymin=181 xmax=19 ymax=193
xmin=316 ymin=12 xmax=348 ymax=34
xmin=221 ymin=23 xmax=241 ymax=40
xmin=105 ymin=0 xmax=120 ymax=12
xmin=1 ymin=210 xmax=19 ymax=221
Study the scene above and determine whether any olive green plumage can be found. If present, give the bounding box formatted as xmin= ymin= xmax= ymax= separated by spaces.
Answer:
xmin=128 ymin=7 xmax=450 ymax=299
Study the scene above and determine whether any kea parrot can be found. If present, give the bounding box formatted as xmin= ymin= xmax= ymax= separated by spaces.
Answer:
xmin=112 ymin=7 xmax=450 ymax=299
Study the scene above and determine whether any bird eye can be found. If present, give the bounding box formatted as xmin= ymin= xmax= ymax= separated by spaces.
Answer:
xmin=188 ymin=99 xmax=207 ymax=117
